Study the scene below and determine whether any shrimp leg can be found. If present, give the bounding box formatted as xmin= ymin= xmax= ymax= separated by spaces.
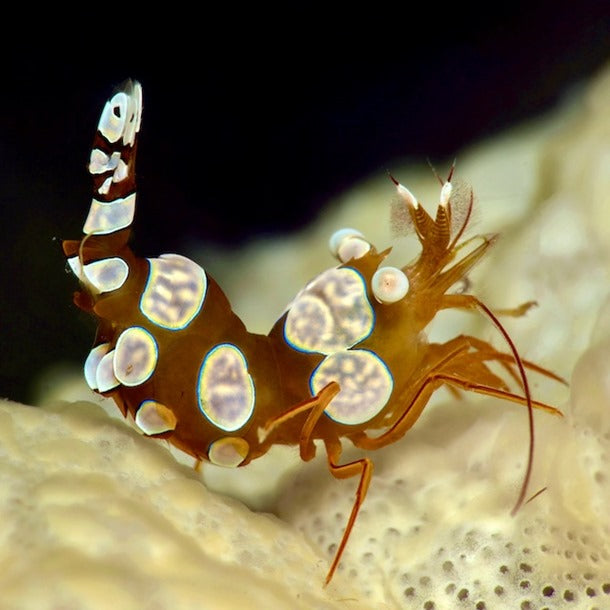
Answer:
xmin=322 ymin=437 xmax=373 ymax=585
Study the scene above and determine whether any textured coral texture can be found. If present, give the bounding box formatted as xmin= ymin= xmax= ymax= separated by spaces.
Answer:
xmin=4 ymin=64 xmax=610 ymax=609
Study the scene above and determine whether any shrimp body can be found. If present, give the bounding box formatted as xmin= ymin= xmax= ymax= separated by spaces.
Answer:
xmin=63 ymin=80 xmax=562 ymax=584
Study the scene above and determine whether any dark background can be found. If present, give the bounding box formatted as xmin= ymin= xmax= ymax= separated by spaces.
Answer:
xmin=1 ymin=4 xmax=608 ymax=403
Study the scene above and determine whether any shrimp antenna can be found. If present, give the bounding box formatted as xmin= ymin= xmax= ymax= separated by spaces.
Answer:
xmin=425 ymin=158 xmax=442 ymax=186
xmin=387 ymin=169 xmax=399 ymax=186
xmin=525 ymin=486 xmax=547 ymax=505
xmin=470 ymin=296 xmax=535 ymax=516
xmin=426 ymin=158 xmax=457 ymax=186
xmin=74 ymin=225 xmax=127 ymax=295
xmin=446 ymin=159 xmax=457 ymax=183
xmin=77 ymin=231 xmax=99 ymax=294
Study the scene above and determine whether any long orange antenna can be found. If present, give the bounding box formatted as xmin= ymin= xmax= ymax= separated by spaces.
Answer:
xmin=470 ymin=297 xmax=535 ymax=516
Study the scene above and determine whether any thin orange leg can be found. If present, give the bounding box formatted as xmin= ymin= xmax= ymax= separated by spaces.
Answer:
xmin=352 ymin=369 xmax=561 ymax=454
xmin=350 ymin=369 xmax=561 ymax=530
xmin=435 ymin=373 xmax=562 ymax=415
xmin=263 ymin=381 xmax=340 ymax=460
xmin=492 ymin=300 xmax=538 ymax=317
xmin=460 ymin=333 xmax=567 ymax=386
xmin=264 ymin=382 xmax=339 ymax=432
xmin=298 ymin=382 xmax=340 ymax=461
xmin=264 ymin=383 xmax=371 ymax=584
xmin=323 ymin=437 xmax=373 ymax=585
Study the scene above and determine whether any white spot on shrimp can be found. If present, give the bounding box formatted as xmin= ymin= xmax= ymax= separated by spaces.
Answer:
xmin=284 ymin=267 xmax=374 ymax=354
xmin=82 ymin=257 xmax=129 ymax=294
xmin=83 ymin=193 xmax=136 ymax=235
xmin=84 ymin=343 xmax=111 ymax=390
xmin=97 ymin=83 xmax=142 ymax=146
xmin=96 ymin=350 xmax=120 ymax=392
xmin=197 ymin=344 xmax=255 ymax=432
xmin=113 ymin=326 xmax=158 ymax=387
xmin=140 ymin=254 xmax=207 ymax=330
xmin=135 ymin=400 xmax=177 ymax=435
xmin=310 ymin=349 xmax=393 ymax=425
xmin=208 ymin=436 xmax=250 ymax=467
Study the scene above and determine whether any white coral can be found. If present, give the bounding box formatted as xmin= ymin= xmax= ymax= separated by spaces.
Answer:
xmin=0 ymin=399 xmax=358 ymax=609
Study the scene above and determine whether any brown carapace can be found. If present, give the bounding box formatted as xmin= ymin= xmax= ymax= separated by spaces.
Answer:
xmin=63 ymin=80 xmax=563 ymax=585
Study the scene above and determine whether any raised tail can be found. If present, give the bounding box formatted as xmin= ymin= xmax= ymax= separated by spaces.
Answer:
xmin=63 ymin=80 xmax=142 ymax=295
xmin=84 ymin=79 xmax=142 ymax=234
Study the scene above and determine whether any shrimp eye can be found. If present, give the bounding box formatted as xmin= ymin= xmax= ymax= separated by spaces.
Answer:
xmin=328 ymin=227 xmax=371 ymax=263
xmin=371 ymin=266 xmax=409 ymax=304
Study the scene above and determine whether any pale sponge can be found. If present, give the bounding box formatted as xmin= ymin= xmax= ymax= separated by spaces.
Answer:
xmin=0 ymin=399 xmax=358 ymax=609
xmin=6 ymin=64 xmax=610 ymax=609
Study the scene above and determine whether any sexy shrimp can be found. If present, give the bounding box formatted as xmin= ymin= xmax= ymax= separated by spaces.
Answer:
xmin=63 ymin=80 xmax=562 ymax=585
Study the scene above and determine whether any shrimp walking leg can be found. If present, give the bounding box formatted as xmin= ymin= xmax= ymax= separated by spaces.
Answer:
xmin=322 ymin=437 xmax=373 ymax=585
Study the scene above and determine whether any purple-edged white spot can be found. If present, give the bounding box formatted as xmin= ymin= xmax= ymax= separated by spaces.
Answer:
xmin=96 ymin=350 xmax=119 ymax=392
xmin=284 ymin=267 xmax=374 ymax=354
xmin=135 ymin=400 xmax=177 ymax=435
xmin=67 ymin=256 xmax=84 ymax=281
xmin=98 ymin=83 xmax=142 ymax=146
xmin=113 ymin=326 xmax=158 ymax=387
xmin=82 ymin=257 xmax=129 ymax=293
xmin=197 ymin=344 xmax=255 ymax=432
xmin=84 ymin=343 xmax=111 ymax=390
xmin=89 ymin=150 xmax=129 ymax=196
xmin=140 ymin=254 xmax=207 ymax=330
xmin=208 ymin=436 xmax=250 ymax=467
xmin=310 ymin=349 xmax=393 ymax=426
xmin=83 ymin=193 xmax=136 ymax=235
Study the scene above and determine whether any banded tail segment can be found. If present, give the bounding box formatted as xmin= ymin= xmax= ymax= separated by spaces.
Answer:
xmin=63 ymin=80 xmax=142 ymax=294
xmin=83 ymin=80 xmax=142 ymax=235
